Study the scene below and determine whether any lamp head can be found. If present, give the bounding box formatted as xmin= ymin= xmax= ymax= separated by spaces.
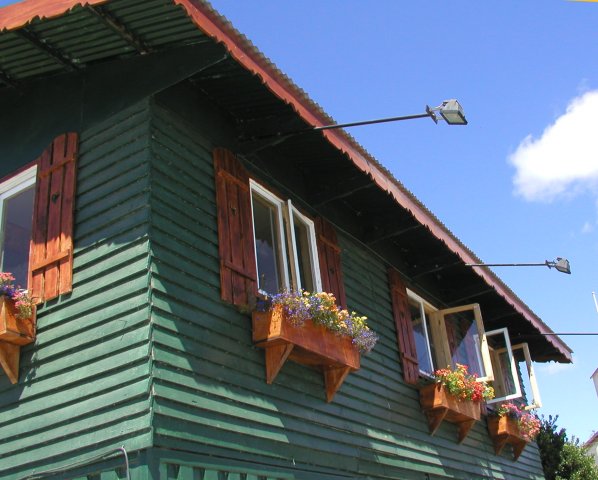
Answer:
xmin=438 ymin=99 xmax=468 ymax=125
xmin=547 ymin=257 xmax=571 ymax=274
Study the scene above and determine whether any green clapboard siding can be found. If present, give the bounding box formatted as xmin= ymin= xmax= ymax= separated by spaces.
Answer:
xmin=0 ymin=93 xmax=546 ymax=480
xmin=0 ymin=101 xmax=154 ymax=479
xmin=146 ymin=98 xmax=545 ymax=480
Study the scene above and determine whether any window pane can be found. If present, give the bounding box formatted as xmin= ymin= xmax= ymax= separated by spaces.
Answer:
xmin=292 ymin=214 xmax=315 ymax=292
xmin=410 ymin=301 xmax=434 ymax=374
xmin=497 ymin=350 xmax=518 ymax=397
xmin=252 ymin=195 xmax=282 ymax=294
xmin=487 ymin=329 xmax=520 ymax=401
xmin=444 ymin=310 xmax=486 ymax=377
xmin=517 ymin=359 xmax=534 ymax=406
xmin=1 ymin=185 xmax=35 ymax=288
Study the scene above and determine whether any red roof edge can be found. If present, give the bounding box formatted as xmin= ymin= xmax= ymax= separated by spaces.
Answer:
xmin=0 ymin=0 xmax=107 ymax=32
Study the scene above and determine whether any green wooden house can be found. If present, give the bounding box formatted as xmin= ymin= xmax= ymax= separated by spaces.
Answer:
xmin=0 ymin=1 xmax=572 ymax=479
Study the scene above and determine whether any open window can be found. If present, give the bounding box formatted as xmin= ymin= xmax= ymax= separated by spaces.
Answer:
xmin=286 ymin=201 xmax=321 ymax=294
xmin=432 ymin=304 xmax=494 ymax=383
xmin=394 ymin=280 xmax=543 ymax=408
xmin=407 ymin=293 xmax=437 ymax=376
xmin=250 ymin=181 xmax=321 ymax=295
xmin=407 ymin=291 xmax=494 ymax=382
xmin=398 ymin=286 xmax=495 ymax=384
xmin=486 ymin=333 xmax=542 ymax=409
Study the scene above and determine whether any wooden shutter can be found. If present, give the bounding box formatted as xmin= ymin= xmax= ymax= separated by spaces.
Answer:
xmin=214 ymin=148 xmax=257 ymax=307
xmin=388 ymin=267 xmax=420 ymax=384
xmin=29 ymin=133 xmax=78 ymax=303
xmin=315 ymin=217 xmax=346 ymax=309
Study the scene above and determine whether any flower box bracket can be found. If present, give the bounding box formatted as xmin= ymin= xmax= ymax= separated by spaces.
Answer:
xmin=253 ymin=306 xmax=360 ymax=402
xmin=487 ymin=416 xmax=528 ymax=461
xmin=419 ymin=383 xmax=481 ymax=444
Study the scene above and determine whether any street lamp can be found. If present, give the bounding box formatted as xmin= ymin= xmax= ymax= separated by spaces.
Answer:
xmin=248 ymin=99 xmax=467 ymax=141
xmin=310 ymin=99 xmax=468 ymax=132
xmin=465 ymin=257 xmax=571 ymax=274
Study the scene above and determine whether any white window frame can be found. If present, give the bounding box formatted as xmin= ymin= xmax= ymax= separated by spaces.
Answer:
xmin=404 ymin=292 xmax=541 ymax=406
xmin=489 ymin=341 xmax=542 ymax=410
xmin=407 ymin=289 xmax=437 ymax=376
xmin=515 ymin=343 xmax=542 ymax=410
xmin=485 ymin=327 xmax=521 ymax=404
xmin=0 ymin=166 xmax=36 ymax=275
xmin=432 ymin=304 xmax=494 ymax=383
xmin=286 ymin=201 xmax=322 ymax=292
xmin=249 ymin=180 xmax=320 ymax=295
xmin=250 ymin=181 xmax=290 ymax=294
xmin=405 ymin=293 xmax=494 ymax=382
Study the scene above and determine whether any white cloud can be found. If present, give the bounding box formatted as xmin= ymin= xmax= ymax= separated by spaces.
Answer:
xmin=536 ymin=359 xmax=576 ymax=376
xmin=509 ymin=90 xmax=598 ymax=202
xmin=581 ymin=221 xmax=594 ymax=234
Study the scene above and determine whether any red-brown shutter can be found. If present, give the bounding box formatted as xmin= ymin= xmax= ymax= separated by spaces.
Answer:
xmin=388 ymin=267 xmax=420 ymax=384
xmin=315 ymin=217 xmax=346 ymax=309
xmin=214 ymin=148 xmax=257 ymax=307
xmin=29 ymin=133 xmax=78 ymax=303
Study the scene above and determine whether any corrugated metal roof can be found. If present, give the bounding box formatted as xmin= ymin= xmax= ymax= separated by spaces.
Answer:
xmin=0 ymin=0 xmax=572 ymax=362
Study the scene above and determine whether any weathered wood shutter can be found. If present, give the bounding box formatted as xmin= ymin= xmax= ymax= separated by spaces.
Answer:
xmin=214 ymin=148 xmax=257 ymax=307
xmin=315 ymin=217 xmax=347 ymax=309
xmin=29 ymin=133 xmax=78 ymax=303
xmin=388 ymin=267 xmax=420 ymax=384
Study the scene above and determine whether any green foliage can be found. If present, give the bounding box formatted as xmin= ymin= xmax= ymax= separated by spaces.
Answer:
xmin=537 ymin=415 xmax=567 ymax=480
xmin=536 ymin=415 xmax=598 ymax=480
xmin=555 ymin=441 xmax=598 ymax=480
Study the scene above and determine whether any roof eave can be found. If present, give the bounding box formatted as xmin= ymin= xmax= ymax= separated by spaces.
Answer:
xmin=0 ymin=0 xmax=573 ymax=363
xmin=172 ymin=0 xmax=572 ymax=363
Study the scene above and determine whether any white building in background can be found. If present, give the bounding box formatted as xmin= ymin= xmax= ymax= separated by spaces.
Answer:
xmin=585 ymin=432 xmax=598 ymax=466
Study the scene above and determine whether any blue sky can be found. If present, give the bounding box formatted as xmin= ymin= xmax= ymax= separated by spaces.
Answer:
xmin=1 ymin=0 xmax=596 ymax=441
xmin=204 ymin=0 xmax=598 ymax=441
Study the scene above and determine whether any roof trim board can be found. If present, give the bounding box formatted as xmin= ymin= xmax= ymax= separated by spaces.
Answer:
xmin=0 ymin=0 xmax=108 ymax=32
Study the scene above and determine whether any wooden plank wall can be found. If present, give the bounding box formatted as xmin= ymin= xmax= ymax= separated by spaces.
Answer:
xmin=146 ymin=99 xmax=546 ymax=480
xmin=0 ymin=101 xmax=154 ymax=478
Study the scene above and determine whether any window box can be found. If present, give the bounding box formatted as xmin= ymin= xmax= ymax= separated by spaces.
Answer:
xmin=0 ymin=295 xmax=35 ymax=346
xmin=419 ymin=383 xmax=481 ymax=443
xmin=487 ymin=415 xmax=528 ymax=460
xmin=252 ymin=304 xmax=360 ymax=402
xmin=0 ymin=294 xmax=36 ymax=384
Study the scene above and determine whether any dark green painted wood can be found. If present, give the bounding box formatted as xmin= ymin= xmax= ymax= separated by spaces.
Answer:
xmin=0 ymin=55 xmax=545 ymax=480
xmin=0 ymin=101 xmax=155 ymax=479
xmin=145 ymin=98 xmax=545 ymax=480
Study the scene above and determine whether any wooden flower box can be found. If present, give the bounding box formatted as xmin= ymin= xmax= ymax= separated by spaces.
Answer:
xmin=252 ymin=305 xmax=360 ymax=402
xmin=0 ymin=295 xmax=35 ymax=345
xmin=487 ymin=415 xmax=528 ymax=460
xmin=419 ymin=383 xmax=481 ymax=443
xmin=0 ymin=295 xmax=36 ymax=384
